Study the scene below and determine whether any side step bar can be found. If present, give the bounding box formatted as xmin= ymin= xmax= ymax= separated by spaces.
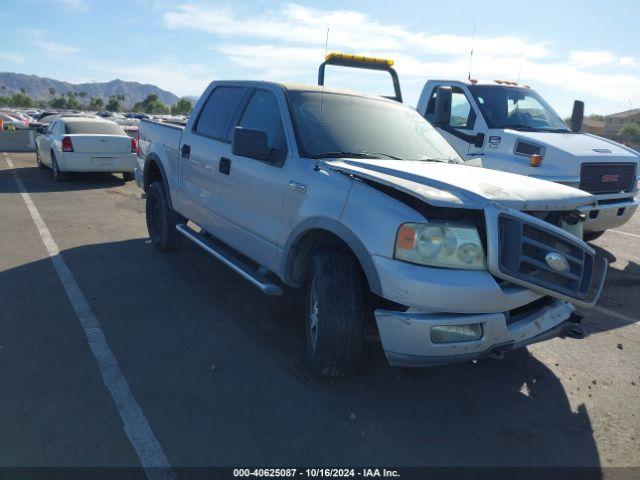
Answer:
xmin=176 ymin=223 xmax=283 ymax=296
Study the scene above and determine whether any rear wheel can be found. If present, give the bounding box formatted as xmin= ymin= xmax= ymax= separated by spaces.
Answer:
xmin=122 ymin=172 xmax=134 ymax=182
xmin=51 ymin=153 xmax=67 ymax=182
xmin=36 ymin=149 xmax=46 ymax=169
xmin=305 ymin=249 xmax=365 ymax=378
xmin=584 ymin=230 xmax=605 ymax=242
xmin=146 ymin=182 xmax=183 ymax=251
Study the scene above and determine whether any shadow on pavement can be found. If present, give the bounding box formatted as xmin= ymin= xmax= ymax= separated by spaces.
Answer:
xmin=0 ymin=238 xmax=603 ymax=470
xmin=0 ymin=165 xmax=126 ymax=193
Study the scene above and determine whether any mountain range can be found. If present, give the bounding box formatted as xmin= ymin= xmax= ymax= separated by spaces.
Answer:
xmin=0 ymin=72 xmax=181 ymax=108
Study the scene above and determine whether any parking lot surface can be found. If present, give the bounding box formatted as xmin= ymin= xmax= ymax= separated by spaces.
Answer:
xmin=0 ymin=152 xmax=639 ymax=476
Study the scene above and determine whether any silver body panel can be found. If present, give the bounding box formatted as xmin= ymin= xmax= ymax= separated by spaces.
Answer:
xmin=137 ymin=80 xmax=607 ymax=367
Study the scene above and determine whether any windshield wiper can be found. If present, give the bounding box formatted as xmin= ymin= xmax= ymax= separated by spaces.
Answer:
xmin=311 ymin=151 xmax=400 ymax=160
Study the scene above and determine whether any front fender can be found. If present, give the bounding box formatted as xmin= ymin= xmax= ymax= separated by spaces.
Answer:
xmin=281 ymin=217 xmax=382 ymax=295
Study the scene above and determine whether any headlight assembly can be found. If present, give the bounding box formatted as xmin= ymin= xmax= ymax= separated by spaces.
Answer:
xmin=394 ymin=220 xmax=486 ymax=270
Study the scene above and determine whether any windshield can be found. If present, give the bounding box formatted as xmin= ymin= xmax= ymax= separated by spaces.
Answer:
xmin=468 ymin=85 xmax=570 ymax=132
xmin=287 ymin=91 xmax=461 ymax=162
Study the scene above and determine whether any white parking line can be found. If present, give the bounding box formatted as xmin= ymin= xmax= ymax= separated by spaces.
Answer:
xmin=3 ymin=153 xmax=176 ymax=480
xmin=609 ymin=229 xmax=640 ymax=240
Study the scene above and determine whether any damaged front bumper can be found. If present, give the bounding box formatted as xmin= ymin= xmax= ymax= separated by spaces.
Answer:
xmin=376 ymin=299 xmax=583 ymax=367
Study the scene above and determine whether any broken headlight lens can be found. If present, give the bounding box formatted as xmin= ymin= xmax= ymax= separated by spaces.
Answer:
xmin=394 ymin=221 xmax=486 ymax=270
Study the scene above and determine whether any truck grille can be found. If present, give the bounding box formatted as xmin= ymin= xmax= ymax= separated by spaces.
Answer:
xmin=579 ymin=163 xmax=636 ymax=194
xmin=498 ymin=215 xmax=597 ymax=301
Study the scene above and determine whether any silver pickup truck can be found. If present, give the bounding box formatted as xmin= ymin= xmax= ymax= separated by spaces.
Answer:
xmin=136 ymin=81 xmax=607 ymax=377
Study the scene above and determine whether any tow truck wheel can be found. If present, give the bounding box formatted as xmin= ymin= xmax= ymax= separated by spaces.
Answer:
xmin=305 ymin=249 xmax=365 ymax=378
xmin=584 ymin=231 xmax=605 ymax=242
xmin=146 ymin=182 xmax=183 ymax=251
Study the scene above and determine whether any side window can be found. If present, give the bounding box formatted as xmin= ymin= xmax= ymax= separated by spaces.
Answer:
xmin=194 ymin=86 xmax=245 ymax=141
xmin=237 ymin=90 xmax=286 ymax=154
xmin=425 ymin=87 xmax=476 ymax=129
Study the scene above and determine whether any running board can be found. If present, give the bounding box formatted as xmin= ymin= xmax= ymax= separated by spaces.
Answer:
xmin=175 ymin=224 xmax=283 ymax=296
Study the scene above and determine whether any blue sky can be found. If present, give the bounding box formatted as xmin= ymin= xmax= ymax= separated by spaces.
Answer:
xmin=1 ymin=0 xmax=639 ymax=115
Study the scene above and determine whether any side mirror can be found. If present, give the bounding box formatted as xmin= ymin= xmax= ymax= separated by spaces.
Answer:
xmin=435 ymin=86 xmax=452 ymax=126
xmin=232 ymin=127 xmax=284 ymax=164
xmin=570 ymin=100 xmax=584 ymax=133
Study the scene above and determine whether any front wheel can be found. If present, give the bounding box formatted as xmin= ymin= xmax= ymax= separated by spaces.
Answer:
xmin=305 ymin=249 xmax=366 ymax=378
xmin=584 ymin=230 xmax=605 ymax=242
xmin=146 ymin=182 xmax=184 ymax=251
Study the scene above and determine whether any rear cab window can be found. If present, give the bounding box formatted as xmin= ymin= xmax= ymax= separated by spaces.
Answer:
xmin=194 ymin=86 xmax=246 ymax=142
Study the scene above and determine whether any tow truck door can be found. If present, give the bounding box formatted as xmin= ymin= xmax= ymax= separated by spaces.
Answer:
xmin=423 ymin=83 xmax=487 ymax=161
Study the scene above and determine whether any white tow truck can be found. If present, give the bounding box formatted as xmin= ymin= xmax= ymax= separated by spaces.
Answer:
xmin=416 ymin=80 xmax=640 ymax=241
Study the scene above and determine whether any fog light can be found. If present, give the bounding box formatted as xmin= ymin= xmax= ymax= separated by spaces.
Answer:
xmin=431 ymin=324 xmax=483 ymax=343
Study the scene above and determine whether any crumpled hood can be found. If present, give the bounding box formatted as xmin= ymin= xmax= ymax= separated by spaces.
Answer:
xmin=325 ymin=158 xmax=596 ymax=210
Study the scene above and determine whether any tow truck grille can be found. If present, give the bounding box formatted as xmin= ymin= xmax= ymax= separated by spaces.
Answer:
xmin=579 ymin=163 xmax=636 ymax=194
xmin=498 ymin=215 xmax=596 ymax=301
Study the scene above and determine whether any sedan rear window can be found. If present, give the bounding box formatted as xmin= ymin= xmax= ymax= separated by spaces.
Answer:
xmin=65 ymin=122 xmax=125 ymax=135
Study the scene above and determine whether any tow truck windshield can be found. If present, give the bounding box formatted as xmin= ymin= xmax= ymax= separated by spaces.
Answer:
xmin=469 ymin=85 xmax=571 ymax=132
xmin=288 ymin=90 xmax=461 ymax=162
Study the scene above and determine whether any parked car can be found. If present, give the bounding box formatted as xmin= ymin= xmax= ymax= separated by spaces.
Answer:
xmin=35 ymin=117 xmax=137 ymax=182
xmin=0 ymin=112 xmax=28 ymax=129
xmin=136 ymin=80 xmax=606 ymax=377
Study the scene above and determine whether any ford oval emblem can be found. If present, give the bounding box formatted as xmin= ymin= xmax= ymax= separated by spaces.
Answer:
xmin=545 ymin=252 xmax=569 ymax=272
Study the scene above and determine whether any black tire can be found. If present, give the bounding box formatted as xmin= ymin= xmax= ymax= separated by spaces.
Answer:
xmin=51 ymin=153 xmax=67 ymax=182
xmin=122 ymin=172 xmax=134 ymax=182
xmin=584 ymin=231 xmax=605 ymax=242
xmin=146 ymin=182 xmax=183 ymax=251
xmin=305 ymin=249 xmax=366 ymax=378
xmin=36 ymin=149 xmax=46 ymax=169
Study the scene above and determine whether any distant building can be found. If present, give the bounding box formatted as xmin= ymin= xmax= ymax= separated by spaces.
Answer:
xmin=604 ymin=108 xmax=640 ymax=134
xmin=581 ymin=117 xmax=604 ymax=134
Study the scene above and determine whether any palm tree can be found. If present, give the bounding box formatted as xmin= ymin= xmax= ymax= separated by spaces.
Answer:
xmin=49 ymin=87 xmax=56 ymax=102
xmin=79 ymin=91 xmax=87 ymax=107
xmin=1 ymin=85 xmax=6 ymax=97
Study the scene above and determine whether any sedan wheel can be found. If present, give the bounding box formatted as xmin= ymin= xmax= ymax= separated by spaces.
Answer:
xmin=52 ymin=155 xmax=67 ymax=182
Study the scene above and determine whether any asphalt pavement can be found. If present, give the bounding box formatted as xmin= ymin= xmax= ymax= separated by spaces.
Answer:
xmin=0 ymin=152 xmax=638 ymax=478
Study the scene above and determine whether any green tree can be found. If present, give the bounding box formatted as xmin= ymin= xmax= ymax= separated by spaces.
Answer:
xmin=134 ymin=93 xmax=169 ymax=114
xmin=65 ymin=92 xmax=81 ymax=110
xmin=88 ymin=97 xmax=104 ymax=110
xmin=171 ymin=98 xmax=193 ymax=115
xmin=588 ymin=114 xmax=604 ymax=121
xmin=8 ymin=92 xmax=36 ymax=108
xmin=79 ymin=91 xmax=87 ymax=107
xmin=50 ymin=97 xmax=68 ymax=109
xmin=106 ymin=95 xmax=121 ymax=112
xmin=619 ymin=121 xmax=640 ymax=136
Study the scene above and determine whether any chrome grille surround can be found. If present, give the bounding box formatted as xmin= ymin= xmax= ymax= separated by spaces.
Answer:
xmin=484 ymin=205 xmax=607 ymax=308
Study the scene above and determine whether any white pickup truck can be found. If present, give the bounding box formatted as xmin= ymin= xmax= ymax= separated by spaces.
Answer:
xmin=136 ymin=77 xmax=606 ymax=377
xmin=416 ymin=80 xmax=640 ymax=241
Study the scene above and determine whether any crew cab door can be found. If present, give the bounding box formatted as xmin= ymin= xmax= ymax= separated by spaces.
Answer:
xmin=177 ymin=85 xmax=248 ymax=228
xmin=213 ymin=87 xmax=289 ymax=271
xmin=423 ymin=84 xmax=486 ymax=160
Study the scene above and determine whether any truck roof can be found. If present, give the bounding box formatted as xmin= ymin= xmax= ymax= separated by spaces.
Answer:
xmin=210 ymin=80 xmax=398 ymax=103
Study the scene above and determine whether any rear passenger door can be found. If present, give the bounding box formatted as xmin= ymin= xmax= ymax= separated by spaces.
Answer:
xmin=177 ymin=85 xmax=247 ymax=228
xmin=212 ymin=87 xmax=289 ymax=271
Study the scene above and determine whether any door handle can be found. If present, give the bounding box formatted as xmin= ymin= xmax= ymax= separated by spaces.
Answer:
xmin=181 ymin=144 xmax=191 ymax=159
xmin=219 ymin=157 xmax=231 ymax=175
